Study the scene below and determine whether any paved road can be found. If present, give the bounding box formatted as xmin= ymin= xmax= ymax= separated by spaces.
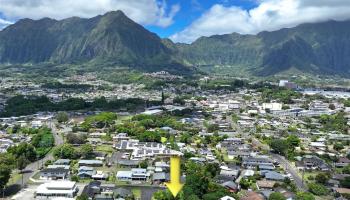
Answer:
xmin=13 ymin=121 xmax=64 ymax=187
xmin=111 ymin=152 xmax=124 ymax=164
xmin=227 ymin=114 xmax=242 ymax=134
xmin=272 ymin=153 xmax=306 ymax=191
xmin=251 ymin=138 xmax=307 ymax=191
xmin=50 ymin=121 xmax=64 ymax=146
xmin=141 ymin=187 xmax=161 ymax=200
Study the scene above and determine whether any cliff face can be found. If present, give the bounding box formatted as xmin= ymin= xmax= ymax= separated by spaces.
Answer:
xmin=175 ymin=20 xmax=350 ymax=76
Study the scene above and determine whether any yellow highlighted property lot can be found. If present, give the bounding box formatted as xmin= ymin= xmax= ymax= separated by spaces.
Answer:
xmin=161 ymin=137 xmax=167 ymax=143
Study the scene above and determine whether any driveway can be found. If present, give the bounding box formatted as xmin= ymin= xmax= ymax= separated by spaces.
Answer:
xmin=11 ymin=185 xmax=36 ymax=200
xmin=111 ymin=152 xmax=124 ymax=164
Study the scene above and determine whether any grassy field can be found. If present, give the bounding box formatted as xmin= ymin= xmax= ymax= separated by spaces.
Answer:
xmin=219 ymin=149 xmax=240 ymax=164
xmin=95 ymin=145 xmax=114 ymax=154
xmin=302 ymin=171 xmax=319 ymax=184
xmin=115 ymin=180 xmax=130 ymax=186
xmin=161 ymin=137 xmax=167 ymax=143
xmin=116 ymin=115 xmax=132 ymax=124
xmin=220 ymin=149 xmax=230 ymax=162
xmin=315 ymin=196 xmax=337 ymax=200
xmin=7 ymin=172 xmax=22 ymax=185
xmin=132 ymin=188 xmax=142 ymax=199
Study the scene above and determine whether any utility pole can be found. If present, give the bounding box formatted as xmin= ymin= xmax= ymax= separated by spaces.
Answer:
xmin=302 ymin=168 xmax=305 ymax=188
xmin=37 ymin=155 xmax=40 ymax=169
xmin=61 ymin=146 xmax=63 ymax=158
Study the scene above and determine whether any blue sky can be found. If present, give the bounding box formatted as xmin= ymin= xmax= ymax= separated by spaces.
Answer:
xmin=146 ymin=0 xmax=257 ymax=38
xmin=1 ymin=0 xmax=350 ymax=43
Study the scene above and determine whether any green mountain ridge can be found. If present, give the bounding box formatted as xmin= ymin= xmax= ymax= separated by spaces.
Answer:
xmin=174 ymin=20 xmax=350 ymax=76
xmin=0 ymin=11 xmax=191 ymax=74
xmin=0 ymin=11 xmax=350 ymax=77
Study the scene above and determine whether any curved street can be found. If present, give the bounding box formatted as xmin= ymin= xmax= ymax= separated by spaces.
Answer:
xmin=8 ymin=120 xmax=63 ymax=194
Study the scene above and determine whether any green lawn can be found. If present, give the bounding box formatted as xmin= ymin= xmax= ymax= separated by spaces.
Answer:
xmin=95 ymin=145 xmax=114 ymax=154
xmin=115 ymin=180 xmax=130 ymax=186
xmin=132 ymin=188 xmax=142 ymax=199
xmin=219 ymin=149 xmax=231 ymax=162
xmin=303 ymin=171 xmax=318 ymax=184
xmin=7 ymin=172 xmax=22 ymax=185
xmin=219 ymin=149 xmax=240 ymax=164
xmin=161 ymin=137 xmax=167 ymax=143
xmin=315 ymin=196 xmax=336 ymax=200
xmin=116 ymin=115 xmax=132 ymax=124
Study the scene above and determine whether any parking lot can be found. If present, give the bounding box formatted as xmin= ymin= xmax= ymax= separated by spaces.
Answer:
xmin=11 ymin=185 xmax=36 ymax=200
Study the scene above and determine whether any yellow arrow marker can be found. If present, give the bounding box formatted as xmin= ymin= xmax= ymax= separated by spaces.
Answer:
xmin=166 ymin=156 xmax=184 ymax=197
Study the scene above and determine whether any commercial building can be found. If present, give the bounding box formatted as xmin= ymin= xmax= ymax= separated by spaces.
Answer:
xmin=35 ymin=181 xmax=78 ymax=199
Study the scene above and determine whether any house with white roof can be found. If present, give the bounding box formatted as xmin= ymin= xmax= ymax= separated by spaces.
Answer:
xmin=114 ymin=140 xmax=182 ymax=160
xmin=116 ymin=168 xmax=150 ymax=181
xmin=35 ymin=181 xmax=78 ymax=199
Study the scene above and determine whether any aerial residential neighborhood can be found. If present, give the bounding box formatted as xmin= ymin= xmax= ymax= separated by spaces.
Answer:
xmin=0 ymin=74 xmax=349 ymax=200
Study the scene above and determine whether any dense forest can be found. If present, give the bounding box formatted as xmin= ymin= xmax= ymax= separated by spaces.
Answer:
xmin=0 ymin=95 xmax=161 ymax=117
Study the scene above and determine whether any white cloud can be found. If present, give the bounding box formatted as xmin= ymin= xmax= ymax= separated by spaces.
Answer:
xmin=171 ymin=0 xmax=350 ymax=43
xmin=0 ymin=18 xmax=13 ymax=30
xmin=0 ymin=0 xmax=179 ymax=28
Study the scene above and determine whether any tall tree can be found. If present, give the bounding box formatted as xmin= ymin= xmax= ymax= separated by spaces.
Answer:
xmin=286 ymin=135 xmax=300 ymax=147
xmin=8 ymin=143 xmax=36 ymax=162
xmin=269 ymin=192 xmax=286 ymax=200
xmin=183 ymin=162 xmax=211 ymax=198
xmin=0 ymin=164 xmax=11 ymax=197
xmin=270 ymin=139 xmax=289 ymax=155
xmin=80 ymin=144 xmax=93 ymax=159
xmin=53 ymin=144 xmax=78 ymax=159
xmin=56 ymin=112 xmax=69 ymax=123
xmin=315 ymin=173 xmax=330 ymax=185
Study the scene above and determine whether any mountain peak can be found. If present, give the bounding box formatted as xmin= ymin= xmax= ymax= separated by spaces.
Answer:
xmin=97 ymin=10 xmax=137 ymax=27
xmin=1 ymin=13 xmax=349 ymax=77
xmin=0 ymin=9 xmax=179 ymax=73
xmin=102 ymin=10 xmax=128 ymax=19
